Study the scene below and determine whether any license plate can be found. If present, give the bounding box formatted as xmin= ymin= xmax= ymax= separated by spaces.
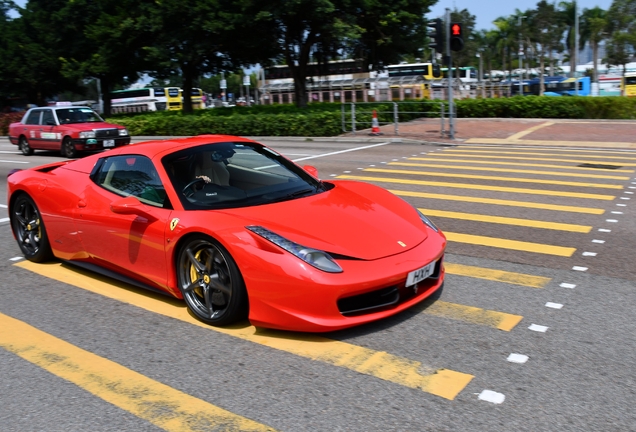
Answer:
xmin=103 ymin=139 xmax=115 ymax=147
xmin=406 ymin=261 xmax=436 ymax=287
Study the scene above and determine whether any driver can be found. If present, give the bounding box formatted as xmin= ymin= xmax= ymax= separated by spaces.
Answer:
xmin=194 ymin=151 xmax=231 ymax=186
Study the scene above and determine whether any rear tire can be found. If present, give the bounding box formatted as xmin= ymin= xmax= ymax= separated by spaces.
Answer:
xmin=61 ymin=137 xmax=77 ymax=158
xmin=19 ymin=136 xmax=33 ymax=156
xmin=11 ymin=194 xmax=54 ymax=262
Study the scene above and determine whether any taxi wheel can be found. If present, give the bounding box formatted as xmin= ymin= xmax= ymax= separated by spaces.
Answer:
xmin=19 ymin=136 xmax=33 ymax=156
xmin=61 ymin=137 xmax=78 ymax=158
xmin=177 ymin=235 xmax=248 ymax=326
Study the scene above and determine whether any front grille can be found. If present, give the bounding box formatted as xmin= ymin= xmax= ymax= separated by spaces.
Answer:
xmin=337 ymin=258 xmax=442 ymax=317
xmin=95 ymin=128 xmax=119 ymax=138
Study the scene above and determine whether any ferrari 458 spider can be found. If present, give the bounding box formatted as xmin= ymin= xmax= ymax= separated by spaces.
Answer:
xmin=8 ymin=135 xmax=445 ymax=332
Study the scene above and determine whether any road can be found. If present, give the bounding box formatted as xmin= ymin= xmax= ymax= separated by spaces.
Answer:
xmin=1 ymin=136 xmax=635 ymax=431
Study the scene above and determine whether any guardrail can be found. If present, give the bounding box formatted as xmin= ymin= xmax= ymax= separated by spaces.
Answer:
xmin=341 ymin=102 xmax=448 ymax=138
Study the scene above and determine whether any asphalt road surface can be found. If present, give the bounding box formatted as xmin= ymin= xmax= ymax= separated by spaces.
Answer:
xmin=1 ymin=136 xmax=635 ymax=431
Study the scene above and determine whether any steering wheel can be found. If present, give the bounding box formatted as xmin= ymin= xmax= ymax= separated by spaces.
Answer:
xmin=182 ymin=177 xmax=207 ymax=197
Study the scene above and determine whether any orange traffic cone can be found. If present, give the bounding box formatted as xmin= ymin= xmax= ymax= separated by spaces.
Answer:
xmin=369 ymin=110 xmax=383 ymax=136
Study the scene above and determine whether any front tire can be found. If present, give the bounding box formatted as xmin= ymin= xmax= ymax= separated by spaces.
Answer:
xmin=61 ymin=137 xmax=77 ymax=158
xmin=19 ymin=136 xmax=33 ymax=156
xmin=177 ymin=236 xmax=247 ymax=326
xmin=11 ymin=194 xmax=53 ymax=262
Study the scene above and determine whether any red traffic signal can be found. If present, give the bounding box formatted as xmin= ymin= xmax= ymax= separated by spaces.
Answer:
xmin=450 ymin=22 xmax=464 ymax=51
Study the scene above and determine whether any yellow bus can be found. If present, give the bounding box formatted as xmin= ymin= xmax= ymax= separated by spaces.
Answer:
xmin=621 ymin=72 xmax=636 ymax=97
xmin=166 ymin=87 xmax=182 ymax=110
xmin=166 ymin=87 xmax=205 ymax=110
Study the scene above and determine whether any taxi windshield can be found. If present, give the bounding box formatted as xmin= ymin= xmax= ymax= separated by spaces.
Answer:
xmin=57 ymin=108 xmax=103 ymax=125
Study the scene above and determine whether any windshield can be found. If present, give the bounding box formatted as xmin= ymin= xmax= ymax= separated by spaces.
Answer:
xmin=162 ymin=142 xmax=326 ymax=210
xmin=57 ymin=108 xmax=103 ymax=124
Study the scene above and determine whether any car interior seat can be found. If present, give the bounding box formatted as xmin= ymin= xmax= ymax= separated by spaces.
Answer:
xmin=194 ymin=152 xmax=230 ymax=186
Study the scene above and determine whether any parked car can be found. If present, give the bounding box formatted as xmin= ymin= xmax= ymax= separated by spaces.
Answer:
xmin=8 ymin=105 xmax=130 ymax=158
xmin=8 ymin=135 xmax=446 ymax=332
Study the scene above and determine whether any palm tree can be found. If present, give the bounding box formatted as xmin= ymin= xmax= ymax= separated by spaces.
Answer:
xmin=579 ymin=7 xmax=607 ymax=85
xmin=528 ymin=1 xmax=562 ymax=95
xmin=558 ymin=1 xmax=578 ymax=77
xmin=493 ymin=17 xmax=516 ymax=81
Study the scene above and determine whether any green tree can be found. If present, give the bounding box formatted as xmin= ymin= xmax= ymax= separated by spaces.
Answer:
xmin=527 ymin=1 xmax=563 ymax=94
xmin=605 ymin=0 xmax=636 ymax=93
xmin=558 ymin=1 xmax=579 ymax=77
xmin=248 ymin=0 xmax=434 ymax=108
xmin=579 ymin=7 xmax=608 ymax=84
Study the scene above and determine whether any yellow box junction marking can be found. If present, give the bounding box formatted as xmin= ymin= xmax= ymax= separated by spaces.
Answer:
xmin=425 ymin=153 xmax=636 ymax=166
xmin=444 ymin=232 xmax=576 ymax=257
xmin=420 ymin=208 xmax=592 ymax=233
xmin=507 ymin=122 xmax=555 ymax=140
xmin=408 ymin=157 xmax=635 ymax=173
xmin=444 ymin=263 xmax=550 ymax=288
xmin=425 ymin=302 xmax=522 ymax=331
xmin=390 ymin=190 xmax=605 ymax=214
xmin=0 ymin=312 xmax=276 ymax=432
xmin=463 ymin=138 xmax=636 ymax=148
xmin=337 ymin=175 xmax=616 ymax=200
xmin=462 ymin=146 xmax=636 ymax=155
xmin=365 ymin=168 xmax=623 ymax=190
xmin=445 ymin=148 xmax=636 ymax=161
xmin=14 ymin=261 xmax=474 ymax=401
xmin=389 ymin=162 xmax=631 ymax=180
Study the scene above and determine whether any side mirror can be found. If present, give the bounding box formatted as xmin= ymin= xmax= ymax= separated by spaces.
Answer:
xmin=110 ymin=196 xmax=153 ymax=218
xmin=303 ymin=165 xmax=319 ymax=178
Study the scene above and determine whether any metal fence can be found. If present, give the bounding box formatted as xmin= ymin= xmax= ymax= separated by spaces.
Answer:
xmin=341 ymin=101 xmax=448 ymax=138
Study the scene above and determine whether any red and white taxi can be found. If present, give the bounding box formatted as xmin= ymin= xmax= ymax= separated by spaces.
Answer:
xmin=9 ymin=105 xmax=130 ymax=158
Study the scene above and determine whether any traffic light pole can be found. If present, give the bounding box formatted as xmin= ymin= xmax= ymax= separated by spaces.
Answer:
xmin=446 ymin=8 xmax=454 ymax=140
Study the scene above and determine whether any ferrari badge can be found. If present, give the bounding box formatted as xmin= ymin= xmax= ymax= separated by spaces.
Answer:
xmin=170 ymin=218 xmax=179 ymax=231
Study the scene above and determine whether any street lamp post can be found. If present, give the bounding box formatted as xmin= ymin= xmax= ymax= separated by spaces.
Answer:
xmin=476 ymin=52 xmax=484 ymax=98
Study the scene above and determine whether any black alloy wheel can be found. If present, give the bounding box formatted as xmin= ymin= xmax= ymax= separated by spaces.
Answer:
xmin=177 ymin=236 xmax=247 ymax=325
xmin=19 ymin=136 xmax=33 ymax=156
xmin=11 ymin=194 xmax=53 ymax=262
xmin=62 ymin=137 xmax=77 ymax=158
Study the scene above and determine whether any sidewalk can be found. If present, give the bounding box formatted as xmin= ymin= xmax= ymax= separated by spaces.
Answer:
xmin=367 ymin=118 xmax=636 ymax=149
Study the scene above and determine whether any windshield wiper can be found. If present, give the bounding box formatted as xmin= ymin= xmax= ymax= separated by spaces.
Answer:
xmin=266 ymin=188 xmax=315 ymax=203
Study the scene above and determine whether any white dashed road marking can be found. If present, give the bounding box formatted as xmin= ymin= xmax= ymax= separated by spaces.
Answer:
xmin=545 ymin=302 xmax=564 ymax=309
xmin=478 ymin=390 xmax=505 ymax=404
xmin=507 ymin=354 xmax=529 ymax=364
xmin=528 ymin=324 xmax=549 ymax=332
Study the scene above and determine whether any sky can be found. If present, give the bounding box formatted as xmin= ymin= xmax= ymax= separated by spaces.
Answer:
xmin=11 ymin=0 xmax=615 ymax=29
xmin=430 ymin=0 xmax=613 ymax=30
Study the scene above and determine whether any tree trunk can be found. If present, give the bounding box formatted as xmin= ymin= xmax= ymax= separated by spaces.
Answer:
xmin=101 ymin=77 xmax=112 ymax=117
xmin=539 ymin=52 xmax=545 ymax=96
xmin=290 ymin=65 xmax=308 ymax=108
xmin=182 ymin=66 xmax=193 ymax=114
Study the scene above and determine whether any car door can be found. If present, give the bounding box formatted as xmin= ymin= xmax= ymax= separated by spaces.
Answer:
xmin=38 ymin=109 xmax=62 ymax=150
xmin=21 ymin=109 xmax=44 ymax=149
xmin=75 ymin=154 xmax=175 ymax=293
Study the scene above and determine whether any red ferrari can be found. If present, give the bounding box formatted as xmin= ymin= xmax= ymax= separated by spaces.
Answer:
xmin=7 ymin=135 xmax=445 ymax=332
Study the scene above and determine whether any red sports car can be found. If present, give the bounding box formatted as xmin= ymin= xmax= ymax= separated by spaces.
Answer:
xmin=7 ymin=135 xmax=445 ymax=332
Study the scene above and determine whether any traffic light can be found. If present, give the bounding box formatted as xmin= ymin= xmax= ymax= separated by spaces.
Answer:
xmin=450 ymin=22 xmax=464 ymax=51
xmin=427 ymin=18 xmax=444 ymax=54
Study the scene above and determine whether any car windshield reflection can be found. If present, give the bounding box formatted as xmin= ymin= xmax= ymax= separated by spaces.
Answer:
xmin=57 ymin=108 xmax=104 ymax=124
xmin=163 ymin=142 xmax=326 ymax=210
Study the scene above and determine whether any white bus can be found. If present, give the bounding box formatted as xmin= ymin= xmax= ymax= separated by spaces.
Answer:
xmin=109 ymin=87 xmax=168 ymax=114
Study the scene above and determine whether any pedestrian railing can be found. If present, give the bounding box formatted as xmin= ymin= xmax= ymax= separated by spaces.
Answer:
xmin=341 ymin=101 xmax=447 ymax=138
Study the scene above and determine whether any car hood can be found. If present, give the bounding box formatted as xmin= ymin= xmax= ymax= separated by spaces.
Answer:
xmin=61 ymin=122 xmax=123 ymax=130
xmin=225 ymin=180 xmax=428 ymax=261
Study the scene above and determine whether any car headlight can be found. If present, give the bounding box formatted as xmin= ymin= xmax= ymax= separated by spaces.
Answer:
xmin=417 ymin=209 xmax=439 ymax=232
xmin=246 ymin=225 xmax=343 ymax=273
xmin=79 ymin=131 xmax=96 ymax=139
xmin=119 ymin=128 xmax=128 ymax=136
